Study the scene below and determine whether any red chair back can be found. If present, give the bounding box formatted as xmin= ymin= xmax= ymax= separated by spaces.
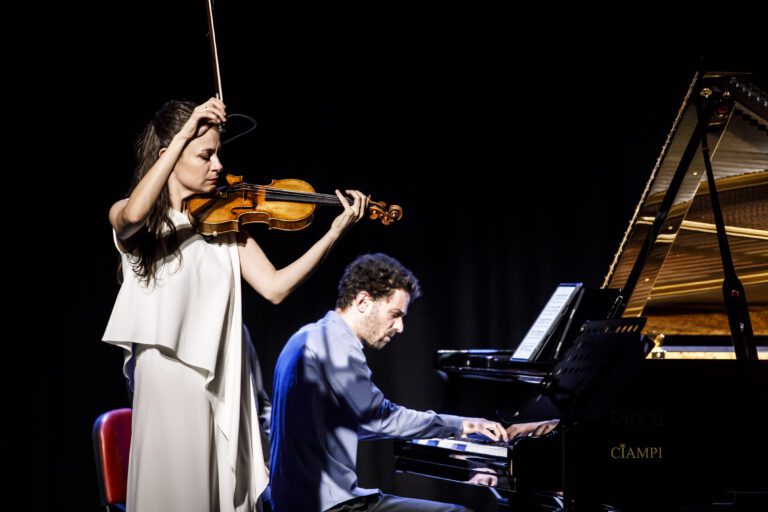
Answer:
xmin=92 ymin=408 xmax=132 ymax=508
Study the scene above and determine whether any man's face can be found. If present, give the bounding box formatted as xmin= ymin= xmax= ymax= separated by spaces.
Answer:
xmin=359 ymin=289 xmax=410 ymax=350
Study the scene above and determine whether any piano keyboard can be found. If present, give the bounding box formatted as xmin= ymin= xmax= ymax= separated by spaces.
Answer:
xmin=410 ymin=437 xmax=508 ymax=458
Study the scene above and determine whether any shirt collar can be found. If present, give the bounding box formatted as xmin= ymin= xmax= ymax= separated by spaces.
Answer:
xmin=323 ymin=310 xmax=363 ymax=350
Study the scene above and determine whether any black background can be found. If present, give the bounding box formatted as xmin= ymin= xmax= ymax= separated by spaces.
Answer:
xmin=32 ymin=4 xmax=766 ymax=510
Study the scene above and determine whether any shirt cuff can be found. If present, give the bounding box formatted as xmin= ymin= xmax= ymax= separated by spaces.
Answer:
xmin=440 ymin=414 xmax=465 ymax=437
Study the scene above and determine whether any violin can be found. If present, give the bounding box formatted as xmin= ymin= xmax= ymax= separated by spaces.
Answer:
xmin=184 ymin=174 xmax=403 ymax=236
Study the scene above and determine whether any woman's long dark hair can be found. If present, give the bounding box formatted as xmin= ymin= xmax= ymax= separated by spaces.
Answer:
xmin=124 ymin=100 xmax=196 ymax=286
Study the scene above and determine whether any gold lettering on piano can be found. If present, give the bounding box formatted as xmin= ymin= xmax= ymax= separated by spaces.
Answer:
xmin=610 ymin=410 xmax=663 ymax=426
xmin=610 ymin=443 xmax=663 ymax=460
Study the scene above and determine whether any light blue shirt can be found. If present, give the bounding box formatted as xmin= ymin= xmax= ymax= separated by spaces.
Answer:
xmin=270 ymin=311 xmax=464 ymax=511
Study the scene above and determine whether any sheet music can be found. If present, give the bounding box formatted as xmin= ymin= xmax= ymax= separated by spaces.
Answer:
xmin=512 ymin=283 xmax=581 ymax=360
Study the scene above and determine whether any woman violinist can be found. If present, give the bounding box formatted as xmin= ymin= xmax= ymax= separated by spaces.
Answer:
xmin=102 ymin=97 xmax=369 ymax=512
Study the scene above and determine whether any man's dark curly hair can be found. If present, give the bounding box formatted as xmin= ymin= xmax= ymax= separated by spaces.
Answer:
xmin=336 ymin=253 xmax=421 ymax=310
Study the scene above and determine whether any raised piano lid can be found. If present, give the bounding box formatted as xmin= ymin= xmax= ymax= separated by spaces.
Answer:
xmin=602 ymin=72 xmax=767 ymax=354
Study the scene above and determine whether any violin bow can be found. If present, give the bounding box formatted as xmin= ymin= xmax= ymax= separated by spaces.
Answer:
xmin=205 ymin=0 xmax=223 ymax=102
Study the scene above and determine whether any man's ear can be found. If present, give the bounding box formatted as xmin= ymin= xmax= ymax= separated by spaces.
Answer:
xmin=355 ymin=291 xmax=370 ymax=313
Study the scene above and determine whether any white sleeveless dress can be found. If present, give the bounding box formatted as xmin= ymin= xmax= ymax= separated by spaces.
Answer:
xmin=102 ymin=209 xmax=269 ymax=512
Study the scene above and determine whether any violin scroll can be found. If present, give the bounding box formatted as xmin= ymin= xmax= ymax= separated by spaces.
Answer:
xmin=368 ymin=200 xmax=403 ymax=226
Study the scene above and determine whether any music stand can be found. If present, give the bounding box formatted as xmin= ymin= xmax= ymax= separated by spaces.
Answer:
xmin=540 ymin=317 xmax=654 ymax=511
xmin=542 ymin=317 xmax=652 ymax=426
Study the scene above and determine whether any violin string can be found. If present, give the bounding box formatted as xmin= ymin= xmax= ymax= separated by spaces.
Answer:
xmin=261 ymin=190 xmax=341 ymax=203
xmin=231 ymin=185 xmax=346 ymax=204
xmin=233 ymin=184 xmax=333 ymax=196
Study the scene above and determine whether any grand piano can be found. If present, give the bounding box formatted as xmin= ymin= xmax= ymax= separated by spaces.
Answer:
xmin=394 ymin=72 xmax=768 ymax=511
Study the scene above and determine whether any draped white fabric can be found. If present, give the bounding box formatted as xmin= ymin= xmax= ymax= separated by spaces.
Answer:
xmin=103 ymin=209 xmax=268 ymax=511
